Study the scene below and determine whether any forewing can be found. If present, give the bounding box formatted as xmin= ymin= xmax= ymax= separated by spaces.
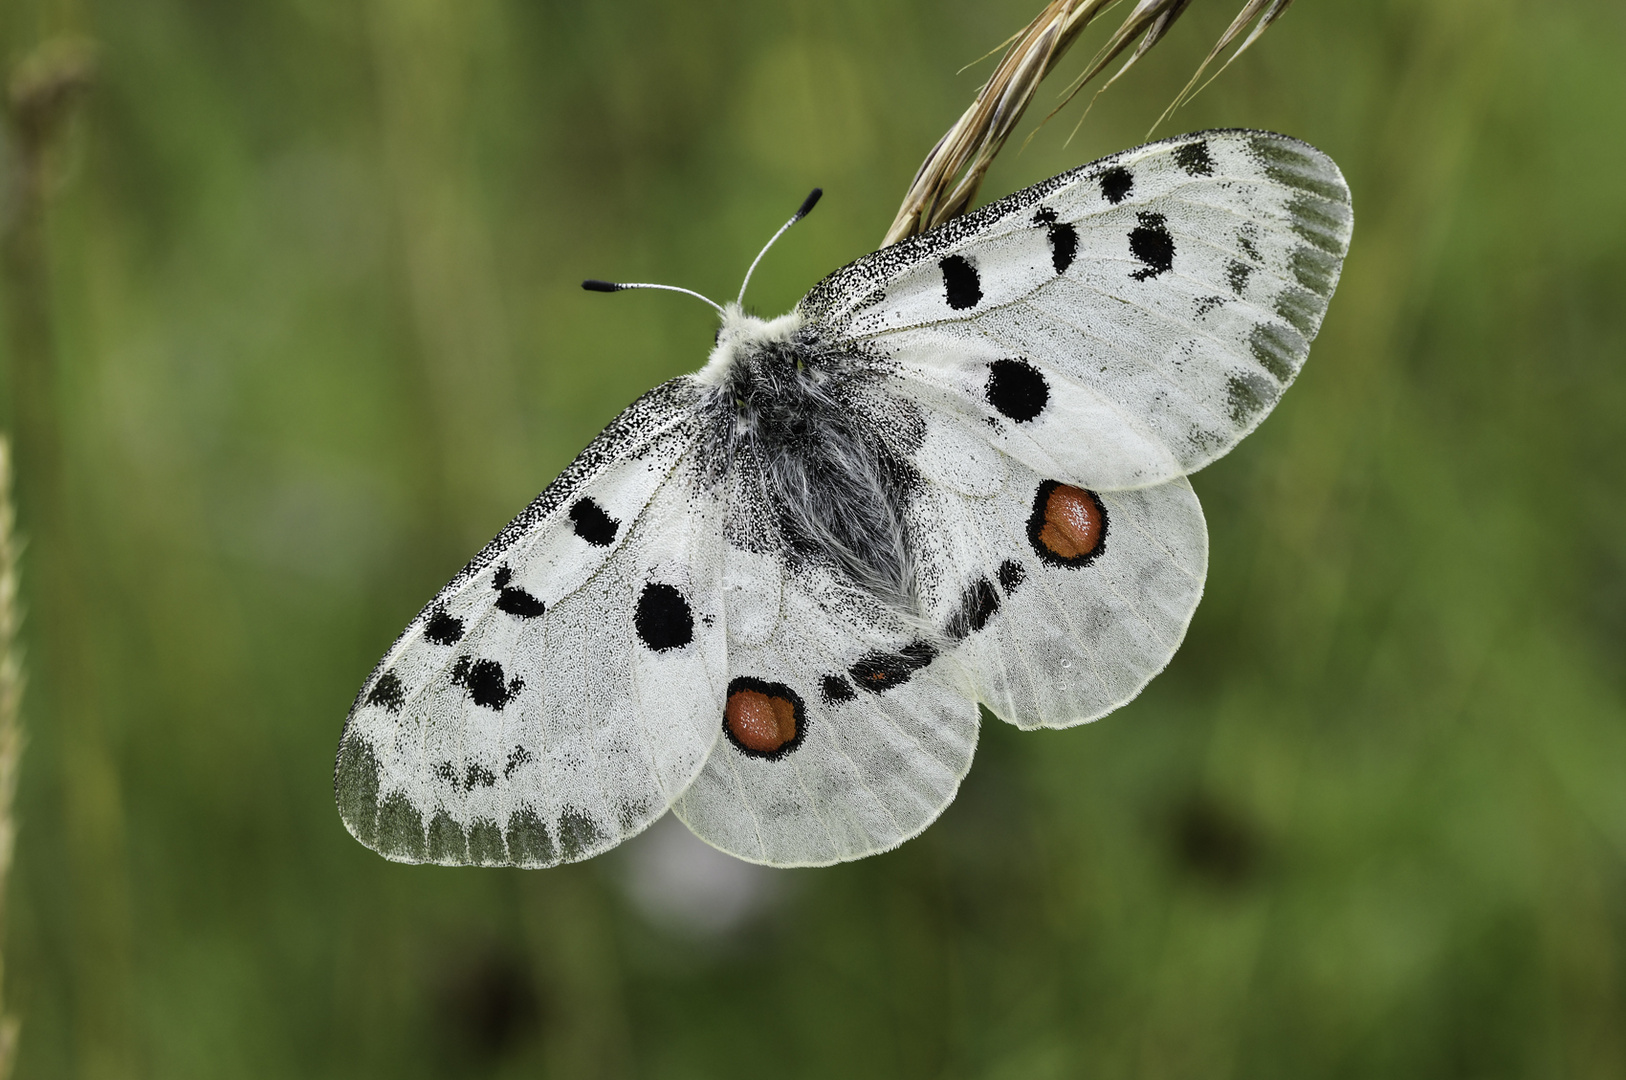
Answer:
xmin=335 ymin=379 xmax=729 ymax=867
xmin=800 ymin=130 xmax=1352 ymax=490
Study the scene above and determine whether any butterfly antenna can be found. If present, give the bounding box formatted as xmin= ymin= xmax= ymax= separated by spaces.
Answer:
xmin=581 ymin=279 xmax=725 ymax=316
xmin=736 ymin=187 xmax=822 ymax=306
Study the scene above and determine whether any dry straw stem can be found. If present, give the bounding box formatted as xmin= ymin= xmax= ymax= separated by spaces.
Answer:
xmin=0 ymin=38 xmax=97 ymax=1080
xmin=882 ymin=0 xmax=1294 ymax=246
xmin=0 ymin=438 xmax=23 ymax=1080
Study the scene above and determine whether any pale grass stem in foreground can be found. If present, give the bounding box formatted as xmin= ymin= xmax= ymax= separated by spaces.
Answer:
xmin=884 ymin=0 xmax=1295 ymax=245
xmin=0 ymin=38 xmax=98 ymax=1080
xmin=0 ymin=439 xmax=23 ymax=1080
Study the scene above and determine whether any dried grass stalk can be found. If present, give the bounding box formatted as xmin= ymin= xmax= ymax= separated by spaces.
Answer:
xmin=883 ymin=0 xmax=1294 ymax=245
xmin=0 ymin=40 xmax=98 ymax=1077
xmin=0 ymin=438 xmax=23 ymax=1080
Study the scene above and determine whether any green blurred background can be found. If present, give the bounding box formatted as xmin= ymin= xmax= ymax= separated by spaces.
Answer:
xmin=2 ymin=0 xmax=1624 ymax=1076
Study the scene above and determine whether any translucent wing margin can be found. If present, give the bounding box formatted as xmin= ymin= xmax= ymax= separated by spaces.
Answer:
xmin=335 ymin=379 xmax=729 ymax=867
xmin=800 ymin=130 xmax=1352 ymax=490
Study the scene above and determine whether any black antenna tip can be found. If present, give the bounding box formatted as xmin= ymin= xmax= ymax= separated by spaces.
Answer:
xmin=582 ymin=279 xmax=622 ymax=292
xmin=795 ymin=188 xmax=823 ymax=221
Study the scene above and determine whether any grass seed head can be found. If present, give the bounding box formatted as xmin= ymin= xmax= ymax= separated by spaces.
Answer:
xmin=883 ymin=0 xmax=1295 ymax=245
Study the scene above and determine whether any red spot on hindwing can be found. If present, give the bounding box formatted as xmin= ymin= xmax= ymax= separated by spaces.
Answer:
xmin=723 ymin=678 xmax=805 ymax=758
xmin=1028 ymin=482 xmax=1107 ymax=567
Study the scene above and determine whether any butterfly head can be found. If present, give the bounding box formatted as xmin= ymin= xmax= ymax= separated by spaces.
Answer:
xmin=695 ymin=304 xmax=806 ymax=387
xmin=584 ymin=188 xmax=825 ymax=392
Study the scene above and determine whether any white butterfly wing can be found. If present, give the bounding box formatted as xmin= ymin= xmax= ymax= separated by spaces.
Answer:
xmin=671 ymin=472 xmax=1204 ymax=867
xmin=672 ymin=462 xmax=1204 ymax=870
xmin=335 ymin=380 xmax=729 ymax=866
xmin=673 ymin=554 xmax=980 ymax=867
xmin=910 ymin=457 xmax=1208 ymax=731
xmin=801 ymin=130 xmax=1352 ymax=491
xmin=666 ymin=130 xmax=1342 ymax=858
xmin=672 ymin=132 xmax=1344 ymax=864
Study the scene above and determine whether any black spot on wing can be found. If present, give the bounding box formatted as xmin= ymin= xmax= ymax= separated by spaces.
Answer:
xmin=1226 ymin=259 xmax=1252 ymax=296
xmin=1173 ymin=140 xmax=1215 ymax=176
xmin=940 ymin=255 xmax=982 ymax=310
xmin=495 ymin=589 xmax=545 ymax=618
xmin=946 ymin=577 xmax=1000 ymax=642
xmin=1032 ymin=207 xmax=1077 ymax=274
xmin=1099 ymin=166 xmax=1133 ymax=204
xmin=504 ymin=745 xmax=532 ymax=778
xmin=821 ymin=674 xmax=856 ymax=704
xmin=450 ymin=656 xmax=524 ymax=710
xmin=446 ymin=379 xmax=699 ymax=589
xmin=850 ymin=641 xmax=937 ymax=694
xmin=1047 ymin=222 xmax=1077 ymax=274
xmin=998 ymin=559 xmax=1026 ymax=594
xmin=1129 ymin=212 xmax=1175 ymax=281
xmin=798 ymin=131 xmax=1341 ymax=327
xmin=366 ymin=670 xmax=405 ymax=713
xmin=1237 ymin=222 xmax=1262 ymax=263
xmin=986 ymin=359 xmax=1049 ymax=423
xmin=433 ymin=760 xmax=456 ymax=785
xmin=424 ymin=605 xmax=464 ymax=646
xmin=635 ymin=582 xmax=693 ymax=652
xmin=490 ymin=564 xmax=546 ymax=619
xmin=464 ymin=763 xmax=497 ymax=790
xmin=568 ymin=497 xmax=619 ymax=547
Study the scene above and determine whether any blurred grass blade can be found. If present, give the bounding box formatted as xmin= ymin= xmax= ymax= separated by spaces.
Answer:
xmin=883 ymin=0 xmax=1292 ymax=244
xmin=2 ymin=36 xmax=138 ymax=1078
xmin=0 ymin=437 xmax=20 ymax=1080
xmin=1151 ymin=0 xmax=1296 ymax=133
xmin=1073 ymin=0 xmax=1196 ymax=96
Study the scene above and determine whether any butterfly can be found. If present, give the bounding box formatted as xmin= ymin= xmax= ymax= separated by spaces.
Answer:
xmin=335 ymin=129 xmax=1351 ymax=868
